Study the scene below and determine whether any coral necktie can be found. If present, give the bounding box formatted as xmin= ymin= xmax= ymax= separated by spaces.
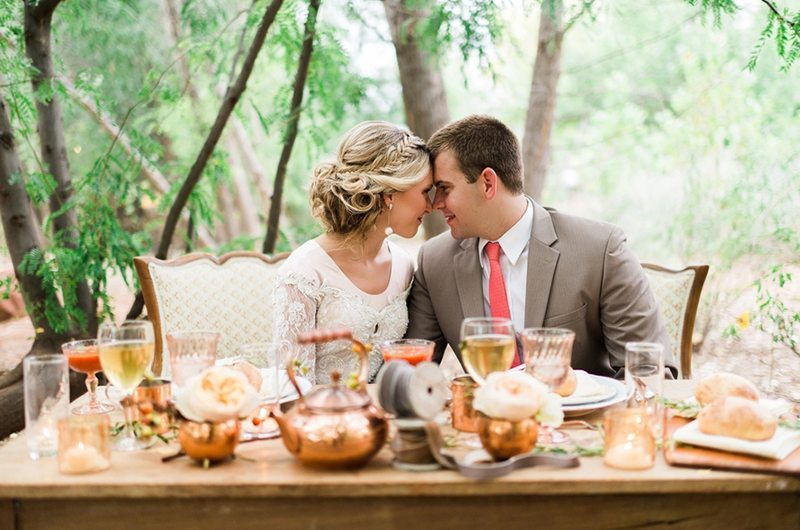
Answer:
xmin=485 ymin=242 xmax=521 ymax=367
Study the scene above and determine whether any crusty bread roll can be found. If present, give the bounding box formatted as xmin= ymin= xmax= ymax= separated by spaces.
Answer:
xmin=555 ymin=367 xmax=577 ymax=397
xmin=233 ymin=361 xmax=263 ymax=391
xmin=697 ymin=396 xmax=777 ymax=441
xmin=695 ymin=372 xmax=759 ymax=406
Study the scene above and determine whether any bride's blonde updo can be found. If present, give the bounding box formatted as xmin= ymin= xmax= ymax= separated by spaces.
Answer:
xmin=309 ymin=121 xmax=430 ymax=243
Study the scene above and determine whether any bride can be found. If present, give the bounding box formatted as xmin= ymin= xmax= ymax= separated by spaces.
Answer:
xmin=273 ymin=121 xmax=433 ymax=384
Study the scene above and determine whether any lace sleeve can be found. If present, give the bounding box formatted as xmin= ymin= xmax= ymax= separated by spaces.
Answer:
xmin=272 ymin=273 xmax=320 ymax=384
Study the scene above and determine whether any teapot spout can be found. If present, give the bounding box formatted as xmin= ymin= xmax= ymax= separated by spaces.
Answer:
xmin=270 ymin=406 xmax=300 ymax=454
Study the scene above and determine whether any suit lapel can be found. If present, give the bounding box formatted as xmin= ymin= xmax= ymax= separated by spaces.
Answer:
xmin=524 ymin=202 xmax=560 ymax=328
xmin=454 ymin=238 xmax=484 ymax=321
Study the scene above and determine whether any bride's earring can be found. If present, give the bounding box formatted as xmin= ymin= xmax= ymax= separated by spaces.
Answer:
xmin=384 ymin=203 xmax=394 ymax=236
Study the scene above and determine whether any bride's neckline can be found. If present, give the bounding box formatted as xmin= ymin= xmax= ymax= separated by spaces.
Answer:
xmin=310 ymin=239 xmax=396 ymax=297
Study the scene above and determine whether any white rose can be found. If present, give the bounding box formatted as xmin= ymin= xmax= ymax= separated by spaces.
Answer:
xmin=472 ymin=371 xmax=550 ymax=422
xmin=176 ymin=366 xmax=260 ymax=423
xmin=535 ymin=392 xmax=564 ymax=428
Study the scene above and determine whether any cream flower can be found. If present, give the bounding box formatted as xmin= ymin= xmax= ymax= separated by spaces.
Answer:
xmin=473 ymin=371 xmax=561 ymax=423
xmin=176 ymin=366 xmax=260 ymax=423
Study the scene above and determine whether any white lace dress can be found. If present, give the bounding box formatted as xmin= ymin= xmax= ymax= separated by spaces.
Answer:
xmin=272 ymin=239 xmax=414 ymax=384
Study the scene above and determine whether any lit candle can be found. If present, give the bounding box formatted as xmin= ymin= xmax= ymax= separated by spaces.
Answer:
xmin=61 ymin=442 xmax=110 ymax=474
xmin=603 ymin=408 xmax=656 ymax=471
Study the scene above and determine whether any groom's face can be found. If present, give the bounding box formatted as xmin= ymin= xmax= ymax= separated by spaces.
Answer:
xmin=432 ymin=150 xmax=484 ymax=240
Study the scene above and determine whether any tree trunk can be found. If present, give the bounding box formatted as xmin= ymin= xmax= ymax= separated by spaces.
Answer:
xmin=384 ymin=0 xmax=450 ymax=239
xmin=263 ymin=0 xmax=321 ymax=254
xmin=23 ymin=0 xmax=97 ymax=333
xmin=521 ymin=0 xmax=564 ymax=202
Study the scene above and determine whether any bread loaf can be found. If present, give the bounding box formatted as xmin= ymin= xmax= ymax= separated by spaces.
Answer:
xmin=695 ymin=372 xmax=759 ymax=406
xmin=697 ymin=396 xmax=777 ymax=441
xmin=555 ymin=367 xmax=577 ymax=397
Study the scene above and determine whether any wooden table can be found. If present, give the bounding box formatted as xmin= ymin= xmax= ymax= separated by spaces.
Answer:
xmin=1 ymin=381 xmax=798 ymax=530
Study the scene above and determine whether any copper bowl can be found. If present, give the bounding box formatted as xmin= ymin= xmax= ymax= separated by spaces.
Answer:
xmin=178 ymin=420 xmax=240 ymax=463
xmin=477 ymin=414 xmax=539 ymax=460
xmin=450 ymin=375 xmax=480 ymax=433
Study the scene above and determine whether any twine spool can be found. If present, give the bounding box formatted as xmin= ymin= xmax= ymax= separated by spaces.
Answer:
xmin=377 ymin=361 xmax=448 ymax=419
xmin=390 ymin=418 xmax=441 ymax=471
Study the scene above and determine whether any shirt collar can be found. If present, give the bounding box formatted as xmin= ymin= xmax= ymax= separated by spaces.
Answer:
xmin=478 ymin=199 xmax=534 ymax=265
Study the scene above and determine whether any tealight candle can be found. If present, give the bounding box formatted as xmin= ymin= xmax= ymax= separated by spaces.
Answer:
xmin=603 ymin=408 xmax=656 ymax=470
xmin=58 ymin=415 xmax=111 ymax=474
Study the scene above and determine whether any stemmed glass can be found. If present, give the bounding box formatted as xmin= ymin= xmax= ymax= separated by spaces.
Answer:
xmin=457 ymin=317 xmax=516 ymax=446
xmin=459 ymin=317 xmax=516 ymax=385
xmin=62 ymin=339 xmax=114 ymax=415
xmin=236 ymin=341 xmax=289 ymax=441
xmin=519 ymin=327 xmax=575 ymax=444
xmin=98 ymin=320 xmax=155 ymax=452
xmin=166 ymin=330 xmax=220 ymax=388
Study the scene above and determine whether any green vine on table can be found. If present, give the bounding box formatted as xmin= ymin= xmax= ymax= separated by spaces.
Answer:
xmin=111 ymin=420 xmax=177 ymax=444
xmin=662 ymin=397 xmax=700 ymax=419
xmin=534 ymin=444 xmax=604 ymax=458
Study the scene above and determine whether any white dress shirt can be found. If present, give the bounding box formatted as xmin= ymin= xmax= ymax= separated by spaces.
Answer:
xmin=478 ymin=199 xmax=534 ymax=333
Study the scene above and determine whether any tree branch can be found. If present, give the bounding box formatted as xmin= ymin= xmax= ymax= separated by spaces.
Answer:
xmin=263 ymin=0 xmax=321 ymax=253
xmin=27 ymin=0 xmax=62 ymax=20
xmin=761 ymin=0 xmax=797 ymax=29
xmin=154 ymin=0 xmax=284 ymax=260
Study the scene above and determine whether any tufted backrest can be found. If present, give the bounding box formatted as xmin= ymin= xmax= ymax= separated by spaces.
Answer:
xmin=134 ymin=251 xmax=290 ymax=377
xmin=642 ymin=264 xmax=709 ymax=379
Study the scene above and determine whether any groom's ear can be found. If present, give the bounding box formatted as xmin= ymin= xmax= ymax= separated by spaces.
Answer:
xmin=479 ymin=168 xmax=499 ymax=200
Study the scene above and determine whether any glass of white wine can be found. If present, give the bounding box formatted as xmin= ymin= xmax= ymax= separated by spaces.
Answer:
xmin=98 ymin=320 xmax=155 ymax=452
xmin=460 ymin=317 xmax=516 ymax=386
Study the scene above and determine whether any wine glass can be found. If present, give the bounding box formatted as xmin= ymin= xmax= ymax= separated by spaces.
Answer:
xmin=62 ymin=339 xmax=114 ymax=415
xmin=519 ymin=327 xmax=574 ymax=444
xmin=379 ymin=339 xmax=435 ymax=366
xmin=457 ymin=317 xmax=515 ymax=447
xmin=236 ymin=341 xmax=289 ymax=441
xmin=459 ymin=317 xmax=516 ymax=386
xmin=98 ymin=320 xmax=155 ymax=452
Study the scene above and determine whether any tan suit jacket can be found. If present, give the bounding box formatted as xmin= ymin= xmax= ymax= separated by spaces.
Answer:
xmin=406 ymin=201 xmax=675 ymax=378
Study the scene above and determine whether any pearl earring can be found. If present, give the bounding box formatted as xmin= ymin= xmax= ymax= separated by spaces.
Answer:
xmin=384 ymin=203 xmax=394 ymax=236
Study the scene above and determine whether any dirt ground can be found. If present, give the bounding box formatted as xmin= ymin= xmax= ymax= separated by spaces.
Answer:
xmin=1 ymin=261 xmax=798 ymax=404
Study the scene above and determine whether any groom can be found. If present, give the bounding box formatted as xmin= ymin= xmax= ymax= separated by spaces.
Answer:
xmin=406 ymin=115 xmax=675 ymax=378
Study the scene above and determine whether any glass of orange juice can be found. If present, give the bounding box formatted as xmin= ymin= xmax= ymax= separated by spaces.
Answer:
xmin=379 ymin=339 xmax=435 ymax=366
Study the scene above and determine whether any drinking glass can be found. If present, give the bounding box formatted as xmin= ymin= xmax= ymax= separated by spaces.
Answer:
xmin=379 ymin=339 xmax=435 ymax=366
xmin=519 ymin=327 xmax=575 ymax=444
xmin=459 ymin=317 xmax=516 ymax=386
xmin=24 ymin=354 xmax=70 ymax=460
xmin=236 ymin=341 xmax=289 ymax=440
xmin=62 ymin=339 xmax=114 ymax=415
xmin=98 ymin=320 xmax=155 ymax=452
xmin=166 ymin=330 xmax=220 ymax=387
xmin=625 ymin=342 xmax=665 ymax=442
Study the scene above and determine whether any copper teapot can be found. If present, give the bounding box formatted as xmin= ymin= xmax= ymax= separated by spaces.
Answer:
xmin=271 ymin=329 xmax=388 ymax=469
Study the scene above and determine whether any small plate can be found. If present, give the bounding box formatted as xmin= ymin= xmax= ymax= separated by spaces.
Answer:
xmin=562 ymin=376 xmax=629 ymax=418
xmin=561 ymin=371 xmax=618 ymax=406
xmin=259 ymin=369 xmax=312 ymax=404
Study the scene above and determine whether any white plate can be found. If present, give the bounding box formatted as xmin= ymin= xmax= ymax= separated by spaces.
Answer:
xmin=561 ymin=371 xmax=618 ymax=406
xmin=259 ymin=369 xmax=312 ymax=403
xmin=562 ymin=376 xmax=629 ymax=418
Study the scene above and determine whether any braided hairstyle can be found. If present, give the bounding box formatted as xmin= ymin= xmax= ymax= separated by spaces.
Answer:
xmin=309 ymin=121 xmax=430 ymax=244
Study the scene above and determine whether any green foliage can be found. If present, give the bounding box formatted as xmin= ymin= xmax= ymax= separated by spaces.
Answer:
xmin=753 ymin=265 xmax=800 ymax=355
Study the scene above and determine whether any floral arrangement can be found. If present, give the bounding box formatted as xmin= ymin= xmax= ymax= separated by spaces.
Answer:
xmin=472 ymin=371 xmax=563 ymax=427
xmin=175 ymin=366 xmax=260 ymax=423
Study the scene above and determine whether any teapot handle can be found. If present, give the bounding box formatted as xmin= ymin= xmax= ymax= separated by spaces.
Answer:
xmin=296 ymin=328 xmax=369 ymax=393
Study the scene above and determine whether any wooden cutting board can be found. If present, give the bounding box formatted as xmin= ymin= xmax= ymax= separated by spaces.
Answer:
xmin=664 ymin=415 xmax=800 ymax=477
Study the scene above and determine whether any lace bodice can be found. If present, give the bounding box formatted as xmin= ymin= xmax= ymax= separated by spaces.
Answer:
xmin=272 ymin=240 xmax=414 ymax=384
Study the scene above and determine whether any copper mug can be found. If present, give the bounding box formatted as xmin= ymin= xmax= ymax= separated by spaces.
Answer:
xmin=133 ymin=378 xmax=172 ymax=440
xmin=450 ymin=375 xmax=480 ymax=433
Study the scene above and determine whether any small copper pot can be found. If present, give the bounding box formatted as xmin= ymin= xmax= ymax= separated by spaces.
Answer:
xmin=134 ymin=378 xmax=172 ymax=440
xmin=450 ymin=375 xmax=480 ymax=433
xmin=178 ymin=420 xmax=240 ymax=463
xmin=477 ymin=414 xmax=539 ymax=461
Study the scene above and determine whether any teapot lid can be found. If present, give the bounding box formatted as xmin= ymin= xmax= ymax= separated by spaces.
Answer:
xmin=304 ymin=371 xmax=370 ymax=411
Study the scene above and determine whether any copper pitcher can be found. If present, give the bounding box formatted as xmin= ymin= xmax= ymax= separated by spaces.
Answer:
xmin=271 ymin=329 xmax=388 ymax=469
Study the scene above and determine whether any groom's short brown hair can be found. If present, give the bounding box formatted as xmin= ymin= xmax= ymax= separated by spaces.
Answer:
xmin=428 ymin=115 xmax=524 ymax=195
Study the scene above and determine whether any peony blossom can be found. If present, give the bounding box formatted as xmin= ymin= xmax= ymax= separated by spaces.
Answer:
xmin=472 ymin=371 xmax=563 ymax=426
xmin=175 ymin=366 xmax=260 ymax=423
